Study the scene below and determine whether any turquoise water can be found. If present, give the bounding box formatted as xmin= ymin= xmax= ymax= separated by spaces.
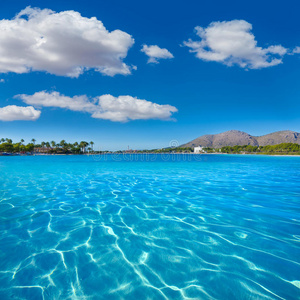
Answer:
xmin=0 ymin=154 xmax=299 ymax=299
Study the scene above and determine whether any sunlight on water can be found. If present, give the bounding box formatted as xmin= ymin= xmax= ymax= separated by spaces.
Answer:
xmin=0 ymin=154 xmax=299 ymax=299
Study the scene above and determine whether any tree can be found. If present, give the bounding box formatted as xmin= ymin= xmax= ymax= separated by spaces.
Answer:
xmin=26 ymin=143 xmax=34 ymax=152
xmin=90 ymin=141 xmax=94 ymax=152
xmin=79 ymin=141 xmax=89 ymax=153
xmin=31 ymin=138 xmax=36 ymax=145
xmin=13 ymin=143 xmax=20 ymax=153
xmin=0 ymin=142 xmax=13 ymax=152
xmin=20 ymin=139 xmax=24 ymax=145
xmin=60 ymin=140 xmax=66 ymax=148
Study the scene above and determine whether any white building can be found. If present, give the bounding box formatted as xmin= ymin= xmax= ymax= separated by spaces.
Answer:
xmin=194 ymin=146 xmax=203 ymax=153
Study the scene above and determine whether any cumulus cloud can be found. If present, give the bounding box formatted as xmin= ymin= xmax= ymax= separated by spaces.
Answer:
xmin=292 ymin=47 xmax=300 ymax=54
xmin=141 ymin=45 xmax=174 ymax=63
xmin=184 ymin=20 xmax=288 ymax=69
xmin=16 ymin=91 xmax=178 ymax=122
xmin=0 ymin=7 xmax=135 ymax=77
xmin=92 ymin=95 xmax=177 ymax=121
xmin=0 ymin=105 xmax=41 ymax=121
xmin=0 ymin=79 xmax=4 ymax=83
xmin=18 ymin=91 xmax=96 ymax=112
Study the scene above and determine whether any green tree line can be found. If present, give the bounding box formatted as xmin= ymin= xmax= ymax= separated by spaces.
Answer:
xmin=0 ymin=138 xmax=94 ymax=154
xmin=221 ymin=143 xmax=300 ymax=154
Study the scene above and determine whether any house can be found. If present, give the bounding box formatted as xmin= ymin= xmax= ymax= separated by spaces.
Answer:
xmin=34 ymin=147 xmax=52 ymax=154
xmin=194 ymin=146 xmax=203 ymax=153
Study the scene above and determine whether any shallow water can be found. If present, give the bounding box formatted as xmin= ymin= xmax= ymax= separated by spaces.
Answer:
xmin=0 ymin=154 xmax=299 ymax=299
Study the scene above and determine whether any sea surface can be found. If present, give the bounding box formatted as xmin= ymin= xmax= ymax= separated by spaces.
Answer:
xmin=0 ymin=154 xmax=299 ymax=299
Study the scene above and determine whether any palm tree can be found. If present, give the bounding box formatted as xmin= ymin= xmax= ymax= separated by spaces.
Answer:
xmin=90 ymin=141 xmax=94 ymax=152
xmin=0 ymin=138 xmax=5 ymax=143
xmin=51 ymin=141 xmax=56 ymax=148
xmin=20 ymin=139 xmax=24 ymax=145
xmin=6 ymin=138 xmax=12 ymax=144
xmin=60 ymin=140 xmax=66 ymax=148
xmin=79 ymin=141 xmax=89 ymax=153
xmin=30 ymin=138 xmax=36 ymax=154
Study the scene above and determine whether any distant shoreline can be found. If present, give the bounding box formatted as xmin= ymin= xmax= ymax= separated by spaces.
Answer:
xmin=1 ymin=153 xmax=299 ymax=157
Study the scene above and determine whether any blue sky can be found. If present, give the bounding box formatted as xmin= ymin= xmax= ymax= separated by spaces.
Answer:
xmin=0 ymin=0 xmax=300 ymax=150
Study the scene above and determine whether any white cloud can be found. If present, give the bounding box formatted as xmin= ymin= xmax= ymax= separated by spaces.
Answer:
xmin=16 ymin=91 xmax=178 ymax=122
xmin=18 ymin=91 xmax=96 ymax=112
xmin=0 ymin=79 xmax=4 ymax=83
xmin=184 ymin=20 xmax=288 ymax=69
xmin=0 ymin=105 xmax=41 ymax=121
xmin=92 ymin=95 xmax=177 ymax=121
xmin=141 ymin=45 xmax=174 ymax=63
xmin=0 ymin=7 xmax=135 ymax=77
xmin=292 ymin=47 xmax=300 ymax=54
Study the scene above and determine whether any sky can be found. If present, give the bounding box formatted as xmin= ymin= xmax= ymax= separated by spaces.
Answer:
xmin=0 ymin=0 xmax=300 ymax=150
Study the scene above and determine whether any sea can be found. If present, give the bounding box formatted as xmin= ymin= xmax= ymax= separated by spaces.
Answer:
xmin=0 ymin=154 xmax=299 ymax=299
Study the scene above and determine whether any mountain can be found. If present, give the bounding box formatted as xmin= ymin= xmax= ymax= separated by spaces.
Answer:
xmin=256 ymin=130 xmax=300 ymax=146
xmin=182 ymin=130 xmax=300 ymax=148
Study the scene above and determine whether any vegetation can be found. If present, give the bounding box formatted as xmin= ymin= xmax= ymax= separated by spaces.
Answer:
xmin=0 ymin=138 xmax=94 ymax=155
xmin=221 ymin=143 xmax=300 ymax=155
xmin=203 ymin=147 xmax=216 ymax=153
xmin=108 ymin=147 xmax=193 ymax=154
xmin=144 ymin=147 xmax=193 ymax=153
xmin=1 ymin=138 xmax=299 ymax=155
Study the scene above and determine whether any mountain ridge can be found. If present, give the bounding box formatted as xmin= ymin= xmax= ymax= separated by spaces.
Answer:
xmin=182 ymin=130 xmax=300 ymax=148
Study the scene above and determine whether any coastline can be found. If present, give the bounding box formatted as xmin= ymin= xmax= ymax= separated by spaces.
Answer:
xmin=1 ymin=153 xmax=299 ymax=157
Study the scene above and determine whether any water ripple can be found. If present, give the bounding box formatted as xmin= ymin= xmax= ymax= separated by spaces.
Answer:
xmin=0 ymin=155 xmax=299 ymax=299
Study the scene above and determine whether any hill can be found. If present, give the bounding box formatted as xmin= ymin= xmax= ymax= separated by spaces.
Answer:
xmin=182 ymin=130 xmax=300 ymax=148
xmin=256 ymin=130 xmax=300 ymax=146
